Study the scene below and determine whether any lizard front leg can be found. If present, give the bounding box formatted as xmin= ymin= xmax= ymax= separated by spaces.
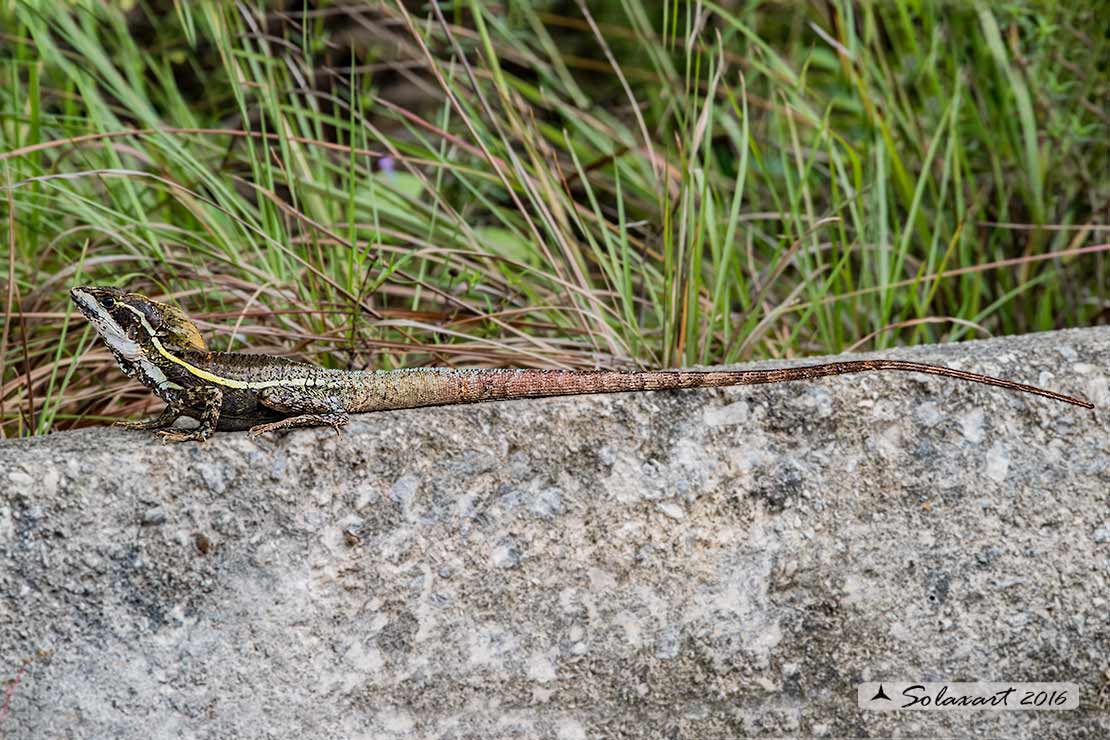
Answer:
xmin=249 ymin=386 xmax=349 ymax=438
xmin=115 ymin=402 xmax=185 ymax=431
xmin=157 ymin=386 xmax=224 ymax=443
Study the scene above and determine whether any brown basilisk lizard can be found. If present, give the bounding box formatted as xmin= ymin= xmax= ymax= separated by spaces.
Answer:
xmin=70 ymin=286 xmax=1093 ymax=442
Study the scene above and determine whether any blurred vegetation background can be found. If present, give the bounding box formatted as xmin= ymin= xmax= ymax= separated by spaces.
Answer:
xmin=0 ymin=0 xmax=1106 ymax=436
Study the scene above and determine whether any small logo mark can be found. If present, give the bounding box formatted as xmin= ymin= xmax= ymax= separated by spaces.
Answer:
xmin=858 ymin=682 xmax=1078 ymax=711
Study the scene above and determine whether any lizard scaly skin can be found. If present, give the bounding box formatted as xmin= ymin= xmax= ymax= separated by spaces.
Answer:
xmin=70 ymin=286 xmax=1093 ymax=442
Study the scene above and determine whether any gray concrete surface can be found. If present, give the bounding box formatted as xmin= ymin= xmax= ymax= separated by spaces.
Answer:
xmin=1 ymin=327 xmax=1108 ymax=738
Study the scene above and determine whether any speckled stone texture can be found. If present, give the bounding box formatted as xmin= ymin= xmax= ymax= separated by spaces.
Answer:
xmin=1 ymin=327 xmax=1108 ymax=739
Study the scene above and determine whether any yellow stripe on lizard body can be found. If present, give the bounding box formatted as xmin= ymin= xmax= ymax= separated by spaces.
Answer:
xmin=118 ymin=301 xmax=335 ymax=390
xmin=150 ymin=335 xmax=322 ymax=389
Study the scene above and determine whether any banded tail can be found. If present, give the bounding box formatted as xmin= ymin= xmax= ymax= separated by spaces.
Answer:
xmin=348 ymin=361 xmax=1092 ymax=412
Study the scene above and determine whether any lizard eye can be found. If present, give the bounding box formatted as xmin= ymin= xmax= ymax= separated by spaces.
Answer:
xmin=102 ymin=296 xmax=115 ymax=308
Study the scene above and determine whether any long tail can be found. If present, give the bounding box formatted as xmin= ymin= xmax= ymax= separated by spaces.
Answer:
xmin=350 ymin=361 xmax=1092 ymax=412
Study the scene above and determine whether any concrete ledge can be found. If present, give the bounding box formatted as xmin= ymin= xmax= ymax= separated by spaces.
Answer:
xmin=2 ymin=328 xmax=1108 ymax=738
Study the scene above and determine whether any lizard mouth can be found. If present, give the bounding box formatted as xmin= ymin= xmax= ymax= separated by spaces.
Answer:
xmin=69 ymin=286 xmax=96 ymax=314
xmin=70 ymin=286 xmax=111 ymax=329
xmin=70 ymin=286 xmax=143 ymax=361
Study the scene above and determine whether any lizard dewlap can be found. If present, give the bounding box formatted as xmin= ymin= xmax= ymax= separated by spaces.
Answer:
xmin=70 ymin=286 xmax=1093 ymax=442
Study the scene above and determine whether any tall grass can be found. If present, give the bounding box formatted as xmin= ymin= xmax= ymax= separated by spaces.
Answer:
xmin=0 ymin=0 xmax=1106 ymax=436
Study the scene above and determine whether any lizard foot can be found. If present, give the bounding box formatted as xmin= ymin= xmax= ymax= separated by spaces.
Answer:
xmin=157 ymin=428 xmax=210 ymax=444
xmin=116 ymin=418 xmax=169 ymax=431
xmin=246 ymin=424 xmax=275 ymax=439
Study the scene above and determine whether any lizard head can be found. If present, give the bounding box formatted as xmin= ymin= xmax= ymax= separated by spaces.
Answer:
xmin=70 ymin=286 xmax=207 ymax=362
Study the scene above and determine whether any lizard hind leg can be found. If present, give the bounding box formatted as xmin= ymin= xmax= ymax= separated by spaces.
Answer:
xmin=251 ymin=385 xmax=349 ymax=438
xmin=247 ymin=412 xmax=349 ymax=438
